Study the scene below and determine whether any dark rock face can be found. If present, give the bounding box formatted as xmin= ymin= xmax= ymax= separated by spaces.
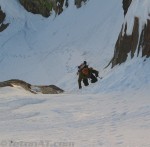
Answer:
xmin=111 ymin=17 xmax=150 ymax=68
xmin=0 ymin=79 xmax=64 ymax=94
xmin=138 ymin=19 xmax=150 ymax=58
xmin=111 ymin=17 xmax=139 ymax=67
xmin=54 ymin=0 xmax=65 ymax=15
xmin=19 ymin=0 xmax=53 ymax=17
xmin=122 ymin=0 xmax=132 ymax=16
xmin=109 ymin=0 xmax=150 ymax=67
xmin=0 ymin=8 xmax=5 ymax=23
xmin=19 ymin=0 xmax=69 ymax=17
xmin=0 ymin=7 xmax=9 ymax=32
xmin=19 ymin=0 xmax=88 ymax=17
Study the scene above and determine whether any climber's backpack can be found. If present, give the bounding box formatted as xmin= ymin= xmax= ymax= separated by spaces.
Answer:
xmin=82 ymin=67 xmax=89 ymax=76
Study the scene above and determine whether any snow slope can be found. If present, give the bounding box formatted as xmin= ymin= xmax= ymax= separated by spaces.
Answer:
xmin=0 ymin=0 xmax=123 ymax=89
xmin=0 ymin=87 xmax=150 ymax=147
xmin=0 ymin=0 xmax=150 ymax=146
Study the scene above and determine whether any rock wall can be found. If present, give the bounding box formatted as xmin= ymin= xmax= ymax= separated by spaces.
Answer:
xmin=111 ymin=17 xmax=150 ymax=68
xmin=111 ymin=17 xmax=139 ymax=67
xmin=19 ymin=0 xmax=54 ymax=17
xmin=138 ymin=19 xmax=150 ymax=58
xmin=122 ymin=0 xmax=132 ymax=16
xmin=110 ymin=0 xmax=150 ymax=67
xmin=0 ymin=7 xmax=9 ymax=32
xmin=19 ymin=0 xmax=87 ymax=17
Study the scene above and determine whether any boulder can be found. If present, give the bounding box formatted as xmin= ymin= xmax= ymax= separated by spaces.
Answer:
xmin=0 ymin=79 xmax=64 ymax=94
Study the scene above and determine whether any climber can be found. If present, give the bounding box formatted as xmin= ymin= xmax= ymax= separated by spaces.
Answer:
xmin=77 ymin=61 xmax=99 ymax=89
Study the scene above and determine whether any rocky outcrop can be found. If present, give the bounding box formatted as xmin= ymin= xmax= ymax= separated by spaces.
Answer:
xmin=75 ymin=0 xmax=87 ymax=8
xmin=31 ymin=84 xmax=64 ymax=94
xmin=19 ymin=0 xmax=53 ymax=17
xmin=111 ymin=17 xmax=150 ymax=68
xmin=19 ymin=0 xmax=69 ymax=17
xmin=138 ymin=19 xmax=150 ymax=58
xmin=0 ymin=79 xmax=64 ymax=94
xmin=122 ymin=0 xmax=132 ymax=16
xmin=108 ymin=0 xmax=150 ymax=68
xmin=0 ymin=7 xmax=9 ymax=32
xmin=111 ymin=17 xmax=139 ymax=67
xmin=19 ymin=0 xmax=88 ymax=17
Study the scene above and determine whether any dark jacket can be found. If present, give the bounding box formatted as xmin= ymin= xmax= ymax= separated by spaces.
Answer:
xmin=78 ymin=67 xmax=99 ymax=89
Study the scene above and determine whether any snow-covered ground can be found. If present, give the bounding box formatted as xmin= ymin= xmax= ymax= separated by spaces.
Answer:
xmin=0 ymin=86 xmax=150 ymax=147
xmin=0 ymin=0 xmax=150 ymax=146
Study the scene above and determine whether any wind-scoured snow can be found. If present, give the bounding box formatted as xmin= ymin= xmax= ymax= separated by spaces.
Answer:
xmin=0 ymin=0 xmax=150 ymax=146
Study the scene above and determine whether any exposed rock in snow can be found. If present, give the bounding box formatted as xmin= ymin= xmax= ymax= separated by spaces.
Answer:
xmin=122 ymin=0 xmax=132 ymax=16
xmin=138 ymin=19 xmax=150 ymax=58
xmin=75 ymin=0 xmax=87 ymax=8
xmin=19 ymin=0 xmax=53 ymax=17
xmin=111 ymin=17 xmax=139 ymax=67
xmin=111 ymin=0 xmax=150 ymax=67
xmin=19 ymin=0 xmax=88 ymax=17
xmin=31 ymin=85 xmax=64 ymax=94
xmin=0 ymin=79 xmax=64 ymax=94
xmin=0 ymin=7 xmax=9 ymax=32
